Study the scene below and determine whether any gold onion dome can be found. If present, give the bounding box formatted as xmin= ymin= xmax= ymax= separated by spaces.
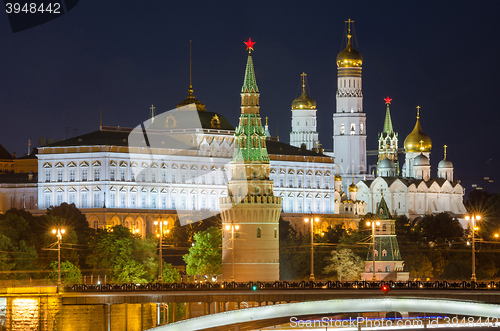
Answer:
xmin=336 ymin=34 xmax=363 ymax=67
xmin=292 ymin=90 xmax=316 ymax=110
xmin=348 ymin=182 xmax=358 ymax=192
xmin=404 ymin=109 xmax=432 ymax=153
xmin=334 ymin=173 xmax=342 ymax=181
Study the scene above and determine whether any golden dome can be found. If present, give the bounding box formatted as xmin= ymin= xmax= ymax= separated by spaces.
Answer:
xmin=292 ymin=90 xmax=316 ymax=110
xmin=404 ymin=112 xmax=432 ymax=153
xmin=348 ymin=182 xmax=358 ymax=192
xmin=177 ymin=87 xmax=206 ymax=111
xmin=334 ymin=174 xmax=342 ymax=181
xmin=337 ymin=34 xmax=363 ymax=68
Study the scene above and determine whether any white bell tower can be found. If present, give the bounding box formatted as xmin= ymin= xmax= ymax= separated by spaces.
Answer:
xmin=290 ymin=72 xmax=318 ymax=150
xmin=333 ymin=19 xmax=367 ymax=177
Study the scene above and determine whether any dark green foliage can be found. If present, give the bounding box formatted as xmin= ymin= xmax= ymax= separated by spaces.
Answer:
xmin=183 ymin=227 xmax=222 ymax=275
xmin=86 ymin=225 xmax=157 ymax=283
xmin=46 ymin=261 xmax=82 ymax=284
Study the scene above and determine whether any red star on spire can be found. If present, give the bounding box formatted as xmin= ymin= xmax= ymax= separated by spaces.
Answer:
xmin=244 ymin=38 xmax=256 ymax=51
xmin=384 ymin=96 xmax=392 ymax=104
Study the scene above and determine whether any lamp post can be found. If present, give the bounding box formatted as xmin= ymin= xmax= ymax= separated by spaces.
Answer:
xmin=465 ymin=214 xmax=481 ymax=282
xmin=51 ymin=227 xmax=65 ymax=285
xmin=366 ymin=220 xmax=380 ymax=281
xmin=225 ymin=223 xmax=239 ymax=282
xmin=154 ymin=220 xmax=168 ymax=283
xmin=304 ymin=215 xmax=319 ymax=281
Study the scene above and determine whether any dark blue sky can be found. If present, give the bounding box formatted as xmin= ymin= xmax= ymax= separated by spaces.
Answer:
xmin=1 ymin=0 xmax=499 ymax=193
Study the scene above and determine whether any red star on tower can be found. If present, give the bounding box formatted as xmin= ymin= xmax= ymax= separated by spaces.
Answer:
xmin=244 ymin=38 xmax=256 ymax=51
xmin=384 ymin=96 xmax=392 ymax=104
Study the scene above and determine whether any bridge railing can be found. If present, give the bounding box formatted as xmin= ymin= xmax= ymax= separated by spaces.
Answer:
xmin=62 ymin=280 xmax=500 ymax=293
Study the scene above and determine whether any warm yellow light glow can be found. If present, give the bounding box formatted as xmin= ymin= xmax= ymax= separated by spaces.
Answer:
xmin=465 ymin=216 xmax=470 ymax=220
xmin=477 ymin=216 xmax=481 ymax=220
xmin=366 ymin=221 xmax=371 ymax=226
xmin=474 ymin=226 xmax=479 ymax=231
xmin=61 ymin=229 xmax=65 ymax=234
xmin=305 ymin=218 xmax=309 ymax=223
xmin=154 ymin=221 xmax=158 ymax=225
xmin=225 ymin=225 xmax=230 ymax=230
xmin=52 ymin=229 xmax=56 ymax=234
xmin=315 ymin=217 xmax=319 ymax=222
xmin=163 ymin=221 xmax=168 ymax=225
xmin=375 ymin=221 xmax=380 ymax=226
xmin=156 ymin=234 xmax=160 ymax=238
xmin=12 ymin=298 xmax=38 ymax=327
xmin=235 ymin=225 xmax=240 ymax=230
xmin=166 ymin=229 xmax=170 ymax=233
xmin=495 ymin=234 xmax=499 ymax=238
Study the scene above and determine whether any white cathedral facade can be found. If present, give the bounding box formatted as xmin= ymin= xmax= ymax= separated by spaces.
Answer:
xmin=1 ymin=22 xmax=466 ymax=235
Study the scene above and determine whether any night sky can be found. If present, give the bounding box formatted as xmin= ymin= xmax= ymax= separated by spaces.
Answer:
xmin=1 ymin=0 xmax=499 ymax=194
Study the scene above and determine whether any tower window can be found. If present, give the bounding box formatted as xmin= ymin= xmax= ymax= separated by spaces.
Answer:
xmin=257 ymin=227 xmax=261 ymax=238
xmin=350 ymin=123 xmax=355 ymax=135
xmin=340 ymin=124 xmax=345 ymax=135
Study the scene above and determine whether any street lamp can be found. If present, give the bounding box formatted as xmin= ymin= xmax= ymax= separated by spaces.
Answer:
xmin=366 ymin=220 xmax=380 ymax=281
xmin=51 ymin=227 xmax=65 ymax=285
xmin=465 ymin=214 xmax=481 ymax=282
xmin=154 ymin=220 xmax=168 ymax=283
xmin=304 ymin=215 xmax=319 ymax=281
xmin=225 ymin=223 xmax=239 ymax=282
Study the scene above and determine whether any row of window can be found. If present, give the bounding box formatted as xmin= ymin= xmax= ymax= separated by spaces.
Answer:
xmin=339 ymin=123 xmax=364 ymax=135
xmin=272 ymin=174 xmax=330 ymax=189
xmin=45 ymin=168 xmax=228 ymax=185
xmin=43 ymin=192 xmax=220 ymax=210
xmin=224 ymin=227 xmax=278 ymax=239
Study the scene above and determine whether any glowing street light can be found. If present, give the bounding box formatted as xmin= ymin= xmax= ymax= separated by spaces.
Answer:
xmin=51 ymin=227 xmax=65 ymax=285
xmin=304 ymin=215 xmax=320 ymax=281
xmin=465 ymin=214 xmax=481 ymax=282
xmin=225 ymin=223 xmax=239 ymax=282
xmin=366 ymin=220 xmax=381 ymax=281
xmin=154 ymin=220 xmax=168 ymax=283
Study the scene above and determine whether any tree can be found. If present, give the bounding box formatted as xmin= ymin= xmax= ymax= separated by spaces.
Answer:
xmin=46 ymin=261 xmax=82 ymax=284
xmin=161 ymin=263 xmax=181 ymax=283
xmin=183 ymin=227 xmax=221 ymax=275
xmin=323 ymin=248 xmax=364 ymax=281
xmin=414 ymin=213 xmax=464 ymax=246
xmin=402 ymin=246 xmax=433 ymax=279
xmin=86 ymin=226 xmax=155 ymax=283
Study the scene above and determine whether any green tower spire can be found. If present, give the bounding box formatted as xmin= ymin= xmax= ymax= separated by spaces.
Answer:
xmin=241 ymin=53 xmax=259 ymax=93
xmin=375 ymin=195 xmax=392 ymax=219
xmin=383 ymin=97 xmax=394 ymax=134
xmin=231 ymin=38 xmax=269 ymax=162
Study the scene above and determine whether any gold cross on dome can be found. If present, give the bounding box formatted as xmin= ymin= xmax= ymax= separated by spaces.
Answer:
xmin=444 ymin=145 xmax=448 ymax=158
xmin=345 ymin=18 xmax=354 ymax=34
xmin=301 ymin=72 xmax=307 ymax=90
xmin=416 ymin=105 xmax=421 ymax=119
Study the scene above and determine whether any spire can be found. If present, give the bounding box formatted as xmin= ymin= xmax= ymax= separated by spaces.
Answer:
xmin=241 ymin=52 xmax=259 ymax=93
xmin=383 ymin=97 xmax=393 ymax=134
xmin=264 ymin=116 xmax=270 ymax=137
xmin=150 ymin=104 xmax=155 ymax=122
xmin=376 ymin=196 xmax=392 ymax=220
xmin=177 ymin=40 xmax=206 ymax=111
xmin=443 ymin=145 xmax=448 ymax=159
xmin=232 ymin=39 xmax=268 ymax=163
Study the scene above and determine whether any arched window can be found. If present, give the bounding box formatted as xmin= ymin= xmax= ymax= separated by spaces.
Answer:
xmin=274 ymin=228 xmax=277 ymax=239
xmin=374 ymin=250 xmax=378 ymax=257
xmin=382 ymin=224 xmax=387 ymax=231
xmin=257 ymin=227 xmax=261 ymax=238
xmin=385 ymin=265 xmax=391 ymax=272
xmin=382 ymin=249 xmax=387 ymax=257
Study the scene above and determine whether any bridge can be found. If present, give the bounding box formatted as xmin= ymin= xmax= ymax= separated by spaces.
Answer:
xmin=3 ymin=281 xmax=500 ymax=330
